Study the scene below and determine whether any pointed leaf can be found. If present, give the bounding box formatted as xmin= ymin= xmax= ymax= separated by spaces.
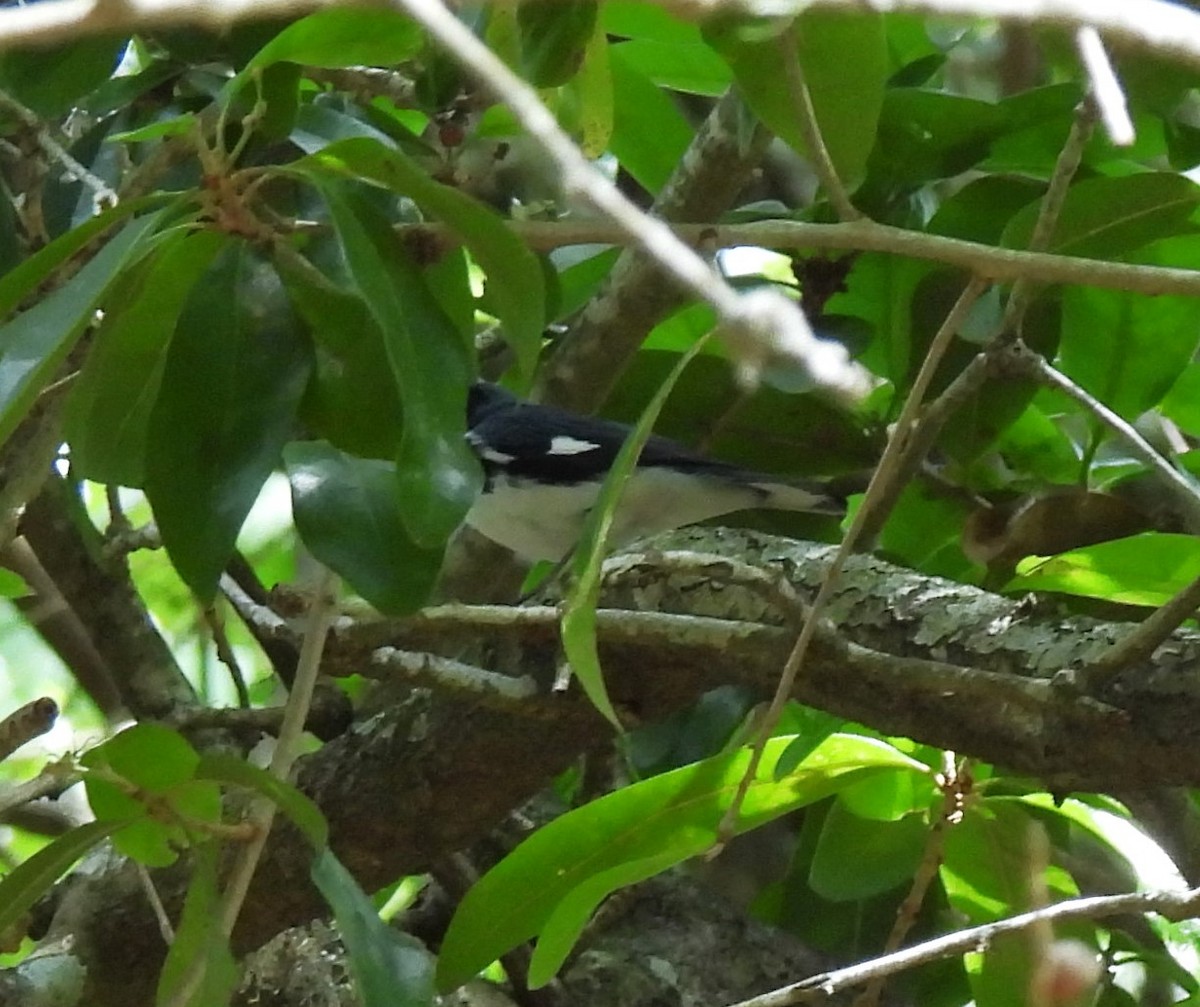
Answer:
xmin=0 ymin=821 xmax=126 ymax=938
xmin=315 ymin=183 xmax=478 ymax=545
xmin=145 ymin=241 xmax=313 ymax=601
xmin=436 ymin=734 xmax=926 ymax=990
xmin=0 ymin=213 xmax=161 ymax=447
xmin=312 ymin=848 xmax=435 ymax=1007
xmin=66 ymin=229 xmax=228 ymax=486
xmin=299 ymin=136 xmax=544 ymax=381
xmin=284 ymin=441 xmax=445 ymax=614
xmin=561 ymin=332 xmax=713 ymax=727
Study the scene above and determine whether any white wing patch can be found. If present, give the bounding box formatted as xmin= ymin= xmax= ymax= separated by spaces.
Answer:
xmin=548 ymin=435 xmax=601 ymax=456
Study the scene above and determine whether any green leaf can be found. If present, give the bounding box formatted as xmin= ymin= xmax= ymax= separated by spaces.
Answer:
xmin=66 ymin=229 xmax=229 ymax=486
xmin=518 ymin=0 xmax=598 ymax=87
xmin=81 ymin=723 xmax=200 ymax=792
xmin=156 ymin=843 xmax=238 ymax=1007
xmin=1060 ymin=284 xmax=1200 ymax=420
xmin=284 ymin=441 xmax=445 ymax=614
xmin=196 ymin=752 xmax=329 ymax=849
xmin=808 ymin=800 xmax=928 ymax=900
xmin=561 ymin=331 xmax=714 ymax=728
xmin=299 ymin=136 xmax=544 ymax=382
xmin=145 ymin=241 xmax=313 ymax=601
xmin=0 ymin=821 xmax=126 ymax=938
xmin=574 ymin=18 xmax=614 ymax=158
xmin=1001 ymin=173 xmax=1200 ymax=259
xmin=314 ymin=182 xmax=478 ymax=546
xmin=0 ymin=567 xmax=29 ymax=598
xmin=608 ymin=45 xmax=693 ymax=194
xmin=436 ymin=733 xmax=927 ymax=990
xmin=611 ymin=38 xmax=731 ymax=96
xmin=225 ymin=7 xmax=423 ymax=103
xmin=312 ymin=848 xmax=435 ymax=1007
xmin=1010 ymin=533 xmax=1200 ymax=606
xmin=0 ymin=36 xmax=125 ymax=117
xmin=705 ymin=11 xmax=887 ymax=188
xmin=0 ymin=213 xmax=161 ymax=448
xmin=276 ymin=253 xmax=403 ymax=459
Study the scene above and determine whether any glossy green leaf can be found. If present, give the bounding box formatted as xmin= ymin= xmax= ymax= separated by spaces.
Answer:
xmin=837 ymin=765 xmax=936 ymax=822
xmin=66 ymin=229 xmax=228 ymax=486
xmin=312 ymin=848 xmax=435 ymax=1007
xmin=1060 ymin=283 xmax=1200 ymax=420
xmin=0 ymin=196 xmax=157 ymax=319
xmin=436 ymin=733 xmax=927 ymax=990
xmin=84 ymin=777 xmax=180 ymax=867
xmin=1010 ymin=533 xmax=1200 ymax=606
xmin=518 ymin=0 xmax=598 ymax=87
xmin=81 ymin=722 xmax=200 ymax=792
xmin=284 ymin=441 xmax=445 ymax=614
xmin=608 ymin=45 xmax=693 ymax=194
xmin=300 ymin=136 xmax=544 ymax=381
xmin=225 ymin=6 xmax=423 ymax=104
xmin=196 ymin=752 xmax=329 ymax=849
xmin=0 ymin=821 xmax=125 ymax=938
xmin=0 ymin=213 xmax=161 ymax=448
xmin=611 ymin=38 xmax=731 ymax=96
xmin=0 ymin=566 xmax=28 ymax=599
xmin=705 ymin=11 xmax=886 ymax=188
xmin=562 ymin=331 xmax=713 ymax=728
xmin=574 ymin=18 xmax=614 ymax=158
xmin=276 ymin=250 xmax=403 ymax=459
xmin=0 ymin=36 xmax=125 ymax=117
xmin=145 ymin=241 xmax=313 ymax=601
xmin=808 ymin=800 xmax=928 ymax=900
xmin=156 ymin=843 xmax=238 ymax=1007
xmin=1001 ymin=173 xmax=1200 ymax=259
xmin=310 ymin=184 xmax=478 ymax=545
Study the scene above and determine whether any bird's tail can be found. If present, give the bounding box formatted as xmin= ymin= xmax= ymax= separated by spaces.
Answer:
xmin=752 ymin=477 xmax=847 ymax=517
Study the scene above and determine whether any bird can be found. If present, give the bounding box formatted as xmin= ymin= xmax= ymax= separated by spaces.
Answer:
xmin=462 ymin=381 xmax=845 ymax=563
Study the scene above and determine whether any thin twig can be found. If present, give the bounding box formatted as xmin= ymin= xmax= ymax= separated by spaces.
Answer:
xmin=163 ymin=569 xmax=340 ymax=1007
xmin=723 ymin=886 xmax=1200 ymax=1007
xmin=716 ymin=278 xmax=986 ymax=845
xmin=779 ymin=24 xmax=861 ymax=222
xmin=1085 ymin=573 xmax=1200 ymax=687
xmin=1075 ymin=28 xmax=1135 ymax=146
xmin=390 ymin=217 xmax=1200 ymax=299
xmin=370 ymin=647 xmax=537 ymax=701
xmin=203 ymin=603 xmax=251 ymax=709
xmin=1011 ymin=344 xmax=1200 ymax=533
xmin=389 ymin=0 xmax=868 ymax=400
xmin=135 ymin=862 xmax=175 ymax=945
xmin=1001 ymin=96 xmax=1095 ymax=337
xmin=853 ymin=753 xmax=967 ymax=1007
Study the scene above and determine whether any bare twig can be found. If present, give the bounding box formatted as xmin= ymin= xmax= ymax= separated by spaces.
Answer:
xmin=723 ymin=886 xmax=1200 ymax=1007
xmin=394 ymin=218 xmax=1200 ymax=299
xmin=1086 ymin=573 xmax=1200 ymax=687
xmin=716 ymin=278 xmax=985 ymax=845
xmin=390 ymin=0 xmax=868 ymax=400
xmin=780 ymin=24 xmax=861 ymax=222
xmin=1011 ymin=344 xmax=1200 ymax=532
xmin=1075 ymin=28 xmax=1134 ymax=146
xmin=0 ymin=698 xmax=57 ymax=763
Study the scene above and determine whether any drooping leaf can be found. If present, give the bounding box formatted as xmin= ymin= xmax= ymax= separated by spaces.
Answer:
xmin=705 ymin=11 xmax=887 ymax=189
xmin=145 ymin=241 xmax=313 ymax=601
xmin=284 ymin=441 xmax=446 ymax=614
xmin=196 ymin=752 xmax=329 ymax=849
xmin=312 ymin=182 xmax=478 ymax=546
xmin=298 ymin=136 xmax=544 ymax=381
xmin=0 ymin=213 xmax=161 ymax=448
xmin=155 ymin=843 xmax=238 ymax=1007
xmin=436 ymin=734 xmax=927 ymax=990
xmin=313 ymin=849 xmax=436 ymax=1007
xmin=808 ymin=799 xmax=928 ymax=900
xmin=607 ymin=44 xmax=693 ymax=194
xmin=0 ymin=35 xmax=125 ymax=117
xmin=561 ymin=330 xmax=714 ymax=727
xmin=66 ymin=229 xmax=228 ymax=486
